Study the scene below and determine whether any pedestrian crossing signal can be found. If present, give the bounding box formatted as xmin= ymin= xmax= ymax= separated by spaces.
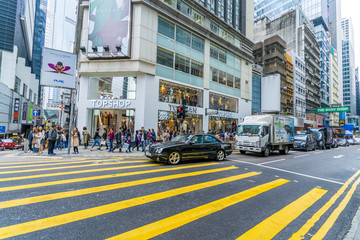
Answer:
xmin=177 ymin=106 xmax=183 ymax=118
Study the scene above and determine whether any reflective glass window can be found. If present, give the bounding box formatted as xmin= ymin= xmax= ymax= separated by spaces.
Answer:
xmin=176 ymin=26 xmax=191 ymax=46
xmin=175 ymin=54 xmax=190 ymax=73
xmin=157 ymin=47 xmax=174 ymax=68
xmin=88 ymin=76 xmax=137 ymax=100
xmin=158 ymin=17 xmax=175 ymax=39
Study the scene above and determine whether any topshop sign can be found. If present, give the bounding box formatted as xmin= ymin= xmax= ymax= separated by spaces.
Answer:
xmin=91 ymin=100 xmax=131 ymax=108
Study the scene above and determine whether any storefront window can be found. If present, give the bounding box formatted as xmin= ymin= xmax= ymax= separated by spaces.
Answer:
xmin=91 ymin=109 xmax=135 ymax=136
xmin=159 ymin=80 xmax=203 ymax=107
xmin=88 ymin=76 xmax=136 ymax=100
xmin=209 ymin=117 xmax=237 ymax=133
xmin=209 ymin=92 xmax=238 ymax=113
xmin=158 ymin=111 xmax=203 ymax=135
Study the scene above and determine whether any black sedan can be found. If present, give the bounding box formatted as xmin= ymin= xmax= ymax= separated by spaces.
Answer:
xmin=145 ymin=134 xmax=233 ymax=165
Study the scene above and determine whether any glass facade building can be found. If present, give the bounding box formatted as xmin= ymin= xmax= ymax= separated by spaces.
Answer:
xmin=254 ymin=0 xmax=301 ymax=21
xmin=0 ymin=0 xmax=17 ymax=52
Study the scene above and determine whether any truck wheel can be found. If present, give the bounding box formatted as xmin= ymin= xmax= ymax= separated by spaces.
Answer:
xmin=240 ymin=150 xmax=246 ymax=154
xmin=262 ymin=147 xmax=270 ymax=157
xmin=280 ymin=145 xmax=289 ymax=155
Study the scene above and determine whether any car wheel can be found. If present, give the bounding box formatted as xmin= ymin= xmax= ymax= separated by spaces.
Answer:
xmin=11 ymin=147 xmax=14 ymax=150
xmin=216 ymin=150 xmax=225 ymax=161
xmin=167 ymin=151 xmax=181 ymax=165
xmin=262 ymin=146 xmax=270 ymax=157
xmin=280 ymin=145 xmax=289 ymax=155
xmin=305 ymin=145 xmax=309 ymax=152
xmin=240 ymin=150 xmax=246 ymax=154
xmin=313 ymin=145 xmax=316 ymax=151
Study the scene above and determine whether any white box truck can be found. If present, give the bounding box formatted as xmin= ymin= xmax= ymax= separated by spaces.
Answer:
xmin=235 ymin=115 xmax=295 ymax=157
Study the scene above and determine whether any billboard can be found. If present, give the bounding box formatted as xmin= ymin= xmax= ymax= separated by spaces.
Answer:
xmin=40 ymin=48 xmax=77 ymax=89
xmin=13 ymin=98 xmax=20 ymax=123
xmin=88 ymin=0 xmax=131 ymax=57
xmin=261 ymin=74 xmax=281 ymax=113
xmin=274 ymin=116 xmax=294 ymax=143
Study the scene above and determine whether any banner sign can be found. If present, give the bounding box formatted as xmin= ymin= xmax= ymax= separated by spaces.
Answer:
xmin=88 ymin=0 xmax=131 ymax=57
xmin=28 ymin=105 xmax=33 ymax=122
xmin=41 ymin=48 xmax=77 ymax=89
xmin=22 ymin=102 xmax=28 ymax=122
xmin=13 ymin=98 xmax=20 ymax=123
xmin=316 ymin=106 xmax=350 ymax=113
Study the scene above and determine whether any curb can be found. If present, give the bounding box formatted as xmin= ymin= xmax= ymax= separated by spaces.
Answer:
xmin=344 ymin=207 xmax=360 ymax=240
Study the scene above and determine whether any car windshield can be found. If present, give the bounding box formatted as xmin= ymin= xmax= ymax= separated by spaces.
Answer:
xmin=2 ymin=139 xmax=12 ymax=143
xmin=339 ymin=139 xmax=345 ymax=143
xmin=171 ymin=135 xmax=193 ymax=143
xmin=237 ymin=125 xmax=261 ymax=136
xmin=295 ymin=135 xmax=307 ymax=141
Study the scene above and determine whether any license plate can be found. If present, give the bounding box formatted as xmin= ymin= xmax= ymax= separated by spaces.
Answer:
xmin=145 ymin=151 xmax=151 ymax=156
xmin=243 ymin=147 xmax=249 ymax=150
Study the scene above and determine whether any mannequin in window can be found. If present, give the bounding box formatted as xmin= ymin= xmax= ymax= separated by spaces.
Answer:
xmin=211 ymin=96 xmax=215 ymax=108
xmin=176 ymin=89 xmax=182 ymax=104
xmin=169 ymin=87 xmax=174 ymax=103
xmin=103 ymin=112 xmax=109 ymax=125
xmin=160 ymin=85 xmax=166 ymax=95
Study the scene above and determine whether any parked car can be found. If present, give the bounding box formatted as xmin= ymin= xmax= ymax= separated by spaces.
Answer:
xmin=145 ymin=134 xmax=233 ymax=165
xmin=308 ymin=127 xmax=333 ymax=149
xmin=331 ymin=138 xmax=339 ymax=148
xmin=294 ymin=134 xmax=317 ymax=151
xmin=1 ymin=139 xmax=18 ymax=150
xmin=347 ymin=138 xmax=355 ymax=145
xmin=339 ymin=138 xmax=349 ymax=147
xmin=0 ymin=140 xmax=5 ymax=151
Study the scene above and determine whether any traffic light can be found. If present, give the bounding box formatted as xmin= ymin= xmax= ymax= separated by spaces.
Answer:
xmin=182 ymin=106 xmax=187 ymax=119
xmin=177 ymin=106 xmax=183 ymax=118
xmin=64 ymin=104 xmax=72 ymax=114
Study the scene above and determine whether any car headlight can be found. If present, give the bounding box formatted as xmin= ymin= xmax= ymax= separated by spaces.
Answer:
xmin=156 ymin=148 xmax=163 ymax=154
xmin=300 ymin=142 xmax=305 ymax=146
xmin=255 ymin=141 xmax=260 ymax=147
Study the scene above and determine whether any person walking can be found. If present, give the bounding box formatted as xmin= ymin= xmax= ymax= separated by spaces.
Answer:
xmin=140 ymin=127 xmax=147 ymax=152
xmin=102 ymin=128 xmax=108 ymax=150
xmin=151 ymin=129 xmax=156 ymax=143
xmin=82 ymin=127 xmax=90 ymax=149
xmin=72 ymin=127 xmax=80 ymax=154
xmin=133 ymin=130 xmax=141 ymax=151
xmin=162 ymin=130 xmax=170 ymax=142
xmin=48 ymin=126 xmax=57 ymax=156
xmin=108 ymin=128 xmax=115 ymax=152
xmin=39 ymin=127 xmax=45 ymax=154
xmin=57 ymin=128 xmax=64 ymax=151
xmin=90 ymin=128 xmax=102 ymax=151
xmin=114 ymin=128 xmax=122 ymax=152
xmin=27 ymin=126 xmax=34 ymax=153
xmin=125 ymin=129 xmax=132 ymax=153
xmin=33 ymin=128 xmax=41 ymax=154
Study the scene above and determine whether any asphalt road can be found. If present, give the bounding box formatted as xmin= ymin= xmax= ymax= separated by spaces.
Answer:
xmin=0 ymin=145 xmax=359 ymax=240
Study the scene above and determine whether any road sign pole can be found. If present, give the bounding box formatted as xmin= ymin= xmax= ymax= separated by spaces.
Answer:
xmin=67 ymin=90 xmax=73 ymax=154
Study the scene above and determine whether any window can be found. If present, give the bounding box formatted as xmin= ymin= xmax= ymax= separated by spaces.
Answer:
xmin=176 ymin=26 xmax=191 ymax=46
xmin=210 ymin=21 xmax=219 ymax=34
xmin=227 ymin=33 xmax=235 ymax=44
xmin=192 ymin=9 xmax=204 ymax=25
xmin=157 ymin=48 xmax=174 ymax=68
xmin=227 ymin=74 xmax=234 ymax=87
xmin=14 ymin=77 xmax=20 ymax=94
xmin=205 ymin=135 xmax=220 ymax=143
xmin=219 ymin=71 xmax=226 ymax=85
xmin=235 ymin=38 xmax=241 ymax=49
xmin=191 ymin=135 xmax=203 ymax=144
xmin=34 ymin=93 xmax=37 ymax=104
xmin=190 ymin=60 xmax=203 ymax=77
xmin=29 ymin=89 xmax=33 ymax=101
xmin=210 ymin=46 xmax=219 ymax=59
xmin=88 ymin=76 xmax=137 ymax=100
xmin=209 ymin=92 xmax=238 ymax=112
xmin=161 ymin=0 xmax=176 ymax=7
xmin=159 ymin=80 xmax=203 ymax=107
xmin=191 ymin=35 xmax=204 ymax=53
xmin=218 ymin=49 xmax=227 ymax=63
xmin=175 ymin=54 xmax=190 ymax=73
xmin=235 ymin=77 xmax=240 ymax=89
xmin=219 ymin=27 xmax=227 ymax=40
xmin=177 ymin=0 xmax=191 ymax=16
xmin=23 ymin=84 xmax=28 ymax=97
xmin=212 ymin=68 xmax=218 ymax=82
xmin=158 ymin=17 xmax=175 ymax=39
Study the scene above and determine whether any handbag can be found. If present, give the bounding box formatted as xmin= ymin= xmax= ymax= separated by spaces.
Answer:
xmin=101 ymin=140 xmax=106 ymax=145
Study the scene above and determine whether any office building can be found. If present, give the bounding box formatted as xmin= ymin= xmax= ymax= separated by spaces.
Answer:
xmin=252 ymin=64 xmax=262 ymax=114
xmin=329 ymin=47 xmax=340 ymax=126
xmin=75 ymin=0 xmax=254 ymax=135
xmin=254 ymin=0 xmax=301 ymax=22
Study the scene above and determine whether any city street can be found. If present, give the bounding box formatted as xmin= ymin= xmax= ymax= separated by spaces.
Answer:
xmin=0 ymin=146 xmax=359 ymax=239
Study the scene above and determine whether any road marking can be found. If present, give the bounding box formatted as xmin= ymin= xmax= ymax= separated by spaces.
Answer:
xmin=289 ymin=169 xmax=360 ymax=240
xmin=0 ymin=160 xmax=151 ymax=175
xmin=230 ymin=160 xmax=344 ymax=185
xmin=311 ymin=177 xmax=360 ymax=239
xmin=0 ymin=166 xmax=243 ymax=210
xmin=259 ymin=159 xmax=286 ymax=165
xmin=333 ymin=155 xmax=344 ymax=159
xmin=0 ymin=173 xmax=258 ymax=239
xmin=237 ymin=188 xmax=327 ymax=240
xmin=107 ymin=179 xmax=289 ymax=240
xmin=294 ymin=154 xmax=310 ymax=159
xmin=0 ymin=163 xmax=218 ymax=191
xmin=314 ymin=152 xmax=323 ymax=154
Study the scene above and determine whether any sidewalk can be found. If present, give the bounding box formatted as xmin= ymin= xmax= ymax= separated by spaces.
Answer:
xmin=344 ymin=207 xmax=360 ymax=240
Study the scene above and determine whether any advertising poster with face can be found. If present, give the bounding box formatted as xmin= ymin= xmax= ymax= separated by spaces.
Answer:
xmin=40 ymin=48 xmax=77 ymax=89
xmin=88 ymin=0 xmax=131 ymax=57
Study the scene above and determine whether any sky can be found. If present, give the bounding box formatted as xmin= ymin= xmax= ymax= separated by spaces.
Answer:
xmin=342 ymin=0 xmax=360 ymax=66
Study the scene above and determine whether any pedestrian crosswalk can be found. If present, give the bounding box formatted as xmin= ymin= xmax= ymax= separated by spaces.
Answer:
xmin=0 ymin=155 xmax=358 ymax=239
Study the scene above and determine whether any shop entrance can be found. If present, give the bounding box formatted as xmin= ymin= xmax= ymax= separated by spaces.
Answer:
xmin=91 ymin=109 xmax=135 ymax=134
xmin=158 ymin=111 xmax=203 ymax=135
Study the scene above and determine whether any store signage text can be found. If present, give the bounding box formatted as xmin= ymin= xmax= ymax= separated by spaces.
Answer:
xmin=13 ymin=98 xmax=20 ymax=123
xmin=168 ymin=104 xmax=198 ymax=114
xmin=92 ymin=99 xmax=131 ymax=108
xmin=206 ymin=109 xmax=235 ymax=118
xmin=316 ymin=106 xmax=350 ymax=113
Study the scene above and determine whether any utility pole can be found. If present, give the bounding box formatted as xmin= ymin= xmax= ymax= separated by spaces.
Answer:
xmin=67 ymin=89 xmax=74 ymax=154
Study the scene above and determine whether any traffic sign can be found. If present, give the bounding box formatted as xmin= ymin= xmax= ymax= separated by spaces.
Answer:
xmin=60 ymin=105 xmax=65 ymax=111
xmin=0 ymin=126 xmax=5 ymax=133
xmin=33 ymin=110 xmax=39 ymax=117
xmin=316 ymin=106 xmax=350 ymax=113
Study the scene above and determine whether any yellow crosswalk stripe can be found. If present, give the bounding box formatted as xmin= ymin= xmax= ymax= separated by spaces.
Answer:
xmin=0 ymin=157 xmax=147 ymax=166
xmin=0 ymin=173 xmax=258 ymax=239
xmin=0 ymin=166 xmax=242 ymax=210
xmin=0 ymin=160 xmax=151 ymax=175
xmin=289 ymin=169 xmax=360 ymax=240
xmin=237 ymin=188 xmax=327 ymax=240
xmin=0 ymin=158 xmax=146 ymax=169
xmin=0 ymin=163 xmax=218 ymax=192
xmin=107 ymin=178 xmax=289 ymax=240
xmin=311 ymin=177 xmax=360 ymax=239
